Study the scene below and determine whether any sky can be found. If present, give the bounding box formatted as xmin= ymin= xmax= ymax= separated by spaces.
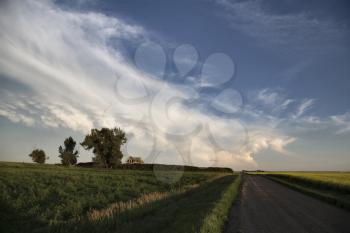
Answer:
xmin=0 ymin=0 xmax=349 ymax=171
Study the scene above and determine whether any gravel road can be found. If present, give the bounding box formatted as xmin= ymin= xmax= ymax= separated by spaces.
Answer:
xmin=225 ymin=175 xmax=350 ymax=233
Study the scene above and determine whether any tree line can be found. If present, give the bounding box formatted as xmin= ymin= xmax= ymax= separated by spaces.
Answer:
xmin=28 ymin=127 xmax=127 ymax=168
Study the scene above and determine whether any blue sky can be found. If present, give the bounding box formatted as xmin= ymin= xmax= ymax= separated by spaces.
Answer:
xmin=0 ymin=0 xmax=349 ymax=170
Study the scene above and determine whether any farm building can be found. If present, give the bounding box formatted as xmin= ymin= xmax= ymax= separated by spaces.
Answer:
xmin=126 ymin=156 xmax=144 ymax=164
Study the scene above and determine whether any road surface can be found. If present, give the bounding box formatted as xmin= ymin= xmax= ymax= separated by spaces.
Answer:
xmin=225 ymin=175 xmax=350 ymax=233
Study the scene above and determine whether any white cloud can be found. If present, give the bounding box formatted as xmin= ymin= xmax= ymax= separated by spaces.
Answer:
xmin=257 ymin=88 xmax=280 ymax=106
xmin=0 ymin=108 xmax=35 ymax=126
xmin=215 ymin=0 xmax=347 ymax=50
xmin=1 ymin=0 xmax=334 ymax=170
xmin=0 ymin=0 xmax=255 ymax=169
xmin=295 ymin=99 xmax=315 ymax=118
xmin=330 ymin=112 xmax=350 ymax=134
xmin=250 ymin=88 xmax=294 ymax=114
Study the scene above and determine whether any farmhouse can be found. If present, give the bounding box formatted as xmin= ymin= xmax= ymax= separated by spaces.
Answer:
xmin=126 ymin=156 xmax=144 ymax=164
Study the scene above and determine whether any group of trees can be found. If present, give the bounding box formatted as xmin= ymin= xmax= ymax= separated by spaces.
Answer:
xmin=29 ymin=127 xmax=128 ymax=168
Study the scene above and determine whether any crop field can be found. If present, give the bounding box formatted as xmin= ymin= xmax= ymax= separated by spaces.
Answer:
xmin=0 ymin=162 xmax=239 ymax=233
xmin=252 ymin=171 xmax=350 ymax=209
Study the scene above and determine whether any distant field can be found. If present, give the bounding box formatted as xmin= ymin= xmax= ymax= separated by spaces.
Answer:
xmin=251 ymin=171 xmax=350 ymax=209
xmin=0 ymin=162 xmax=239 ymax=233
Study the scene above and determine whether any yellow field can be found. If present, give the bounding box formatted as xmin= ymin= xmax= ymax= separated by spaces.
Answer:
xmin=263 ymin=172 xmax=349 ymax=188
xmin=249 ymin=171 xmax=350 ymax=209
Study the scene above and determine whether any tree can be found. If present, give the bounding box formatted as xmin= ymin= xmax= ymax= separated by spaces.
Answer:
xmin=80 ymin=127 xmax=127 ymax=168
xmin=29 ymin=149 xmax=47 ymax=164
xmin=59 ymin=136 xmax=79 ymax=166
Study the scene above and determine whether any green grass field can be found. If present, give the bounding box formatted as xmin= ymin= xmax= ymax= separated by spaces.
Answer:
xmin=251 ymin=171 xmax=350 ymax=209
xmin=0 ymin=162 xmax=240 ymax=233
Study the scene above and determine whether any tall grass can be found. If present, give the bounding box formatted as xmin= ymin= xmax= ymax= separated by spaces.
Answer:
xmin=0 ymin=162 xmax=224 ymax=232
xmin=51 ymin=174 xmax=240 ymax=233
xmin=87 ymin=183 xmax=200 ymax=221
xmin=199 ymin=175 xmax=241 ymax=233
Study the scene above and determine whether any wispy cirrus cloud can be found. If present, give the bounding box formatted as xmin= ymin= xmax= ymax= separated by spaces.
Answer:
xmin=0 ymin=0 xmax=261 ymax=169
xmin=215 ymin=0 xmax=349 ymax=50
xmin=294 ymin=98 xmax=316 ymax=118
xmin=249 ymin=88 xmax=294 ymax=114
xmin=247 ymin=88 xmax=350 ymax=135
xmin=0 ymin=108 xmax=35 ymax=127
xmin=330 ymin=112 xmax=350 ymax=134
xmin=1 ymin=0 xmax=348 ymax=170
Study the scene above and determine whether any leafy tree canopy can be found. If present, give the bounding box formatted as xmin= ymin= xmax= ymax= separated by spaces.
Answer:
xmin=59 ymin=136 xmax=79 ymax=166
xmin=81 ymin=127 xmax=127 ymax=168
xmin=29 ymin=149 xmax=47 ymax=164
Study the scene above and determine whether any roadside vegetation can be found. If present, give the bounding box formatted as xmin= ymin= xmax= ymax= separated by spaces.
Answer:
xmin=199 ymin=175 xmax=241 ymax=233
xmin=0 ymin=162 xmax=239 ymax=233
xmin=251 ymin=171 xmax=350 ymax=210
xmin=52 ymin=174 xmax=240 ymax=233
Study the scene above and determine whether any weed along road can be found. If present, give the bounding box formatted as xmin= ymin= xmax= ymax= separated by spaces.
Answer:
xmin=225 ymin=175 xmax=350 ymax=233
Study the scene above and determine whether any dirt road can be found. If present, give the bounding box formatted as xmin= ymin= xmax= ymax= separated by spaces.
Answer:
xmin=225 ymin=175 xmax=350 ymax=233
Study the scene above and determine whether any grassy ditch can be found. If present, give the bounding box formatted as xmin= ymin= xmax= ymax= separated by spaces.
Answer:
xmin=53 ymin=174 xmax=240 ymax=233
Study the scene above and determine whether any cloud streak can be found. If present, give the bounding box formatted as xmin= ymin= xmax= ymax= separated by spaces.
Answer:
xmin=294 ymin=99 xmax=315 ymax=118
xmin=331 ymin=112 xmax=350 ymax=134
xmin=0 ymin=0 xmax=260 ymax=169
xmin=1 ymin=0 xmax=348 ymax=169
xmin=215 ymin=0 xmax=348 ymax=50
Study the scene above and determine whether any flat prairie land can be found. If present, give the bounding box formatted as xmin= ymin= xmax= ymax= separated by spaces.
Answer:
xmin=0 ymin=162 xmax=240 ymax=233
